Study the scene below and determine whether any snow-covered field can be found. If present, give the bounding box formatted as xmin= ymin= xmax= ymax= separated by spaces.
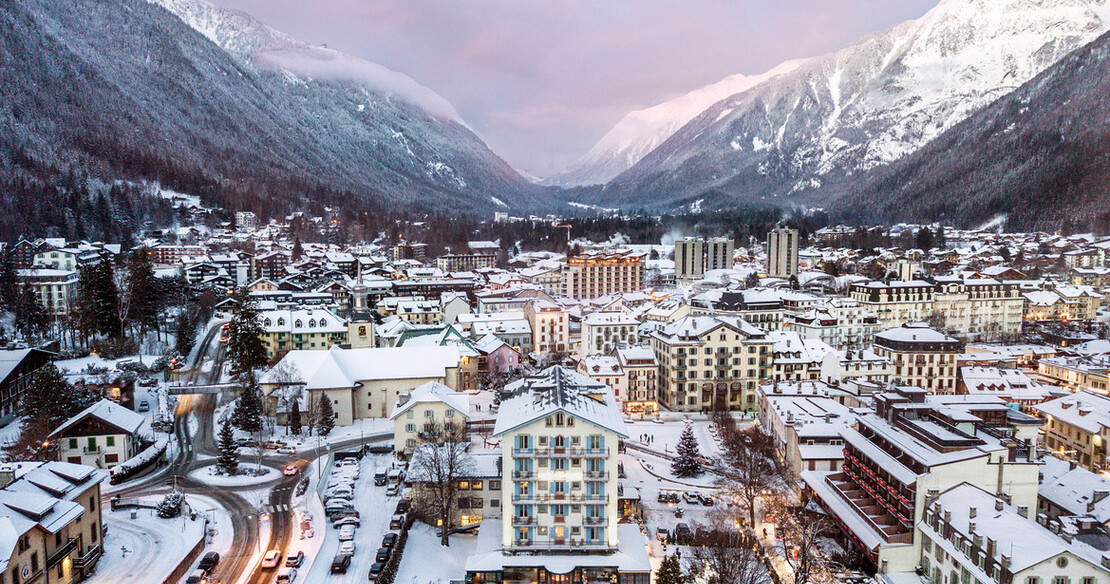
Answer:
xmin=394 ymin=523 xmax=479 ymax=584
xmin=302 ymin=453 xmax=400 ymax=583
xmin=87 ymin=495 xmax=210 ymax=584
xmin=188 ymin=464 xmax=280 ymax=487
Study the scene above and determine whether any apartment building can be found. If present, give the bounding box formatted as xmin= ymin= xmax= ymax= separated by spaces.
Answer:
xmin=758 ymin=385 xmax=854 ymax=478
xmin=767 ymin=331 xmax=837 ymax=382
xmin=562 ymin=250 xmax=644 ymax=300
xmin=785 ymin=298 xmax=881 ymax=350
xmin=834 ymin=349 xmax=893 ymax=386
xmin=849 ymin=281 xmax=936 ymax=330
xmin=259 ymin=307 xmax=347 ymax=358
xmin=437 ymin=252 xmax=498 ymax=273
xmin=17 ymin=269 xmax=78 ymax=316
xmin=766 ymin=227 xmax=799 ymax=279
xmin=873 ymin=323 xmax=960 ymax=394
xmin=1038 ymin=356 xmax=1110 ymax=392
xmin=932 ymin=275 xmax=1024 ymax=340
xmin=691 ymin=288 xmax=786 ymax=332
xmin=1036 ymin=391 xmax=1110 ymax=472
xmin=409 ymin=448 xmax=503 ymax=527
xmin=389 ymin=381 xmax=470 ymax=455
xmin=674 ymin=237 xmax=734 ymax=280
xmin=464 ymin=366 xmax=649 ymax=584
xmin=802 ymin=387 xmax=1043 ymax=574
xmin=525 ymin=301 xmax=569 ymax=355
xmin=578 ymin=312 xmax=638 ymax=358
xmin=616 ymin=346 xmax=659 ymax=416
xmin=0 ymin=462 xmax=106 ymax=584
xmin=650 ymin=315 xmax=773 ymax=413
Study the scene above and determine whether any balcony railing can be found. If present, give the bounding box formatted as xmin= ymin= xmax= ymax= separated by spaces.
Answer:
xmin=511 ymin=516 xmax=534 ymax=526
xmin=511 ymin=470 xmax=533 ymax=479
xmin=585 ymin=516 xmax=607 ymax=525
xmin=512 ymin=539 xmax=611 ymax=550
xmin=585 ymin=470 xmax=609 ymax=480
xmin=83 ymin=447 xmax=100 ymax=454
xmin=72 ymin=544 xmax=102 ymax=570
xmin=47 ymin=537 xmax=80 ymax=569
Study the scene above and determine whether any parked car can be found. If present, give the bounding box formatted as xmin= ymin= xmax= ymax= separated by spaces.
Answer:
xmin=385 ymin=484 xmax=400 ymax=497
xmin=656 ymin=527 xmax=671 ymax=542
xmin=284 ymin=551 xmax=304 ymax=567
xmin=197 ymin=552 xmax=220 ymax=572
xmin=674 ymin=523 xmax=692 ymax=543
xmin=682 ymin=491 xmax=700 ymax=504
xmin=374 ymin=470 xmax=388 ymax=486
xmin=389 ymin=514 xmax=405 ymax=530
xmin=328 ymin=507 xmax=360 ymax=522
xmin=260 ymin=550 xmax=282 ymax=569
xmin=331 ymin=554 xmax=351 ymax=574
xmin=334 ymin=516 xmax=361 ymax=528
xmin=184 ymin=569 xmax=208 ymax=584
xmin=338 ymin=525 xmax=356 ymax=541
xmin=375 ymin=547 xmax=391 ymax=562
xmin=367 ymin=444 xmax=392 ymax=454
xmin=657 ymin=491 xmax=679 ymax=504
xmin=699 ymin=493 xmax=714 ymax=506
xmin=340 ymin=540 xmax=356 ymax=555
xmin=283 ymin=465 xmax=299 ymax=476
xmin=382 ymin=533 xmax=398 ymax=549
xmin=387 ymin=468 xmax=404 ymax=484
xmin=276 ymin=567 xmax=297 ymax=583
xmin=395 ymin=499 xmax=410 ymax=514
xmin=137 ymin=400 xmax=150 ymax=412
xmin=368 ymin=562 xmax=385 ymax=580
xmin=276 ymin=446 xmax=297 ymax=454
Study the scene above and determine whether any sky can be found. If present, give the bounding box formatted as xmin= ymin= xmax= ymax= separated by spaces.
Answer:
xmin=207 ymin=0 xmax=939 ymax=177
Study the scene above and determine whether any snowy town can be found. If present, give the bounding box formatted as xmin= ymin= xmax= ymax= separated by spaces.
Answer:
xmin=2 ymin=211 xmax=1110 ymax=584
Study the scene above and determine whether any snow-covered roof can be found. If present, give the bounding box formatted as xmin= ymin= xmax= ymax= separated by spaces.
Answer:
xmin=1034 ymin=391 xmax=1110 ymax=434
xmin=874 ymin=323 xmax=956 ymax=344
xmin=494 ymin=366 xmax=627 ymax=438
xmin=261 ymin=345 xmax=461 ymax=390
xmin=1039 ymin=456 xmax=1110 ymax=524
xmin=50 ymin=398 xmax=146 ymax=438
xmin=464 ymin=520 xmax=651 ymax=573
xmin=389 ymin=381 xmax=470 ymax=420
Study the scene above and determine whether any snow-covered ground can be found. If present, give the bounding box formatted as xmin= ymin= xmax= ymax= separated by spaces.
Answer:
xmin=393 ymin=523 xmax=479 ymax=584
xmin=302 ymin=453 xmax=399 ymax=583
xmin=625 ymin=418 xmax=722 ymax=460
xmin=188 ymin=464 xmax=280 ymax=487
xmin=86 ymin=495 xmax=209 ymax=584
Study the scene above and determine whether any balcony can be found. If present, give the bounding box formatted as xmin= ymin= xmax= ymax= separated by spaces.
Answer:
xmin=585 ymin=470 xmax=609 ymax=480
xmin=511 ymin=516 xmax=535 ymax=526
xmin=83 ymin=447 xmax=100 ymax=454
xmin=72 ymin=544 xmax=102 ymax=570
xmin=825 ymin=472 xmax=913 ymax=545
xmin=582 ymin=448 xmax=610 ymax=458
xmin=47 ymin=537 xmax=80 ymax=569
xmin=511 ymin=470 xmax=533 ymax=480
xmin=585 ymin=516 xmax=607 ymax=525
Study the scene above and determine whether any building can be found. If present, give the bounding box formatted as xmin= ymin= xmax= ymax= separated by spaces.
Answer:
xmin=650 ymin=315 xmax=773 ymax=412
xmin=525 ymin=301 xmax=569 ymax=355
xmin=50 ymin=399 xmax=146 ymax=468
xmin=802 ymin=387 xmax=1043 ymax=574
xmin=464 ymin=366 xmax=650 ymax=584
xmin=389 ymin=381 xmax=470 ymax=455
xmin=437 ymin=252 xmax=498 ymax=273
xmin=260 ymin=345 xmax=461 ymax=425
xmin=766 ymin=227 xmax=799 ymax=279
xmin=562 ymin=250 xmax=644 ymax=300
xmin=956 ymin=366 xmax=1062 ymax=407
xmin=674 ymin=237 xmax=733 ymax=280
xmin=848 ymin=281 xmax=936 ymax=330
xmin=259 ymin=308 xmax=347 ymax=358
xmin=833 ymin=349 xmax=893 ymax=386
xmin=235 ymin=211 xmax=257 ymax=231
xmin=1038 ymin=356 xmax=1110 ymax=392
xmin=873 ymin=323 xmax=960 ymax=394
xmin=919 ymin=483 xmax=1110 ymax=584
xmin=767 ymin=331 xmax=837 ymax=382
xmin=1036 ymin=391 xmax=1110 ymax=472
xmin=932 ymin=275 xmax=1024 ymax=340
xmin=0 ymin=461 xmax=106 ymax=584
xmin=615 ymin=346 xmax=658 ymax=416
xmin=785 ymin=298 xmax=881 ymax=350
xmin=0 ymin=349 xmax=55 ymax=426
xmin=758 ymin=384 xmax=853 ymax=479
xmin=17 ymin=269 xmax=78 ymax=316
xmin=578 ymin=312 xmax=638 ymax=358
xmin=408 ymin=446 xmax=503 ymax=527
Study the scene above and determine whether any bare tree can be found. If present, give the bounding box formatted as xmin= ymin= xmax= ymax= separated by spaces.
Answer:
xmin=408 ymin=420 xmax=474 ymax=546
xmin=715 ymin=421 xmax=777 ymax=530
xmin=686 ymin=528 xmax=766 ymax=584
xmin=766 ymin=494 xmax=834 ymax=584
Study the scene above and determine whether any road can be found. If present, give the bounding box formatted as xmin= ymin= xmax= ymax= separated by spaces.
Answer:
xmin=114 ymin=319 xmax=390 ymax=584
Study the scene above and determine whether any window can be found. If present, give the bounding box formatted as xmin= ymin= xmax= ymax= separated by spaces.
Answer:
xmin=69 ymin=438 xmax=78 ymax=449
xmin=472 ymin=481 xmax=483 ymax=490
xmin=405 ymin=424 xmax=415 ymax=433
xmin=425 ymin=410 xmax=434 ymax=418
xmin=445 ymin=409 xmax=455 ymax=418
xmin=106 ymin=436 xmax=115 ymax=447
xmin=406 ymin=410 xmax=413 ymax=419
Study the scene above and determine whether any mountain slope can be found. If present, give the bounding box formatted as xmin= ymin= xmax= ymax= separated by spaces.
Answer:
xmin=838 ymin=29 xmax=1110 ymax=231
xmin=586 ymin=0 xmax=1110 ymax=211
xmin=0 ymin=0 xmax=546 ymax=225
xmin=546 ymin=60 xmax=806 ymax=187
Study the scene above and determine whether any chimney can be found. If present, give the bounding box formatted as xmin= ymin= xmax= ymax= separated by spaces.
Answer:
xmin=968 ymin=522 xmax=976 ymax=534
xmin=1094 ymin=490 xmax=1109 ymax=504
xmin=986 ymin=538 xmax=996 ymax=559
xmin=1102 ymin=555 xmax=1110 ymax=569
xmin=969 ymin=507 xmax=977 ymax=519
xmin=1001 ymin=555 xmax=1011 ymax=569
xmin=995 ymin=499 xmax=1004 ymax=512
xmin=1071 ymin=459 xmax=1079 ymax=471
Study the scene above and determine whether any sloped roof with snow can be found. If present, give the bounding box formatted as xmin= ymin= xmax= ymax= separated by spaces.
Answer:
xmin=389 ymin=381 xmax=470 ymax=420
xmin=261 ymin=345 xmax=461 ymax=390
xmin=494 ymin=366 xmax=627 ymax=438
xmin=50 ymin=398 xmax=146 ymax=438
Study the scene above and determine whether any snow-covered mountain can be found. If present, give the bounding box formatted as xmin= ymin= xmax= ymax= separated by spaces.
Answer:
xmin=0 ymin=0 xmax=547 ymax=227
xmin=588 ymin=0 xmax=1110 ymax=210
xmin=547 ymin=60 xmax=806 ymax=187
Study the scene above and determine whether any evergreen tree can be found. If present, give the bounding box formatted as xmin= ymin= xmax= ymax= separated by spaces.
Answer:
xmin=226 ymin=288 xmax=267 ymax=378
xmin=316 ymin=394 xmax=334 ymax=437
xmin=13 ymin=364 xmax=98 ymax=459
xmin=231 ymin=375 xmax=264 ymax=434
xmin=216 ymin=421 xmax=240 ymax=475
xmin=289 ymin=399 xmax=302 ymax=436
xmin=291 ymin=237 xmax=303 ymax=261
xmin=671 ymin=422 xmax=702 ymax=478
xmin=126 ymin=249 xmax=160 ymax=339
xmin=0 ymin=252 xmax=17 ymax=309
xmin=175 ymin=312 xmax=196 ymax=356
xmin=656 ymin=553 xmax=685 ymax=584
xmin=78 ymin=260 xmax=122 ymax=339
xmin=14 ymin=288 xmax=49 ymax=340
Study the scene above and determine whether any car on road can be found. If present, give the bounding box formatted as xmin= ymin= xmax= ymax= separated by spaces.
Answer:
xmin=283 ymin=465 xmax=299 ymax=476
xmin=218 ymin=325 xmax=229 ymax=344
xmin=331 ymin=554 xmax=352 ymax=574
xmin=334 ymin=516 xmax=361 ymax=528
xmin=682 ymin=491 xmax=700 ymax=504
xmin=260 ymin=550 xmax=282 ymax=569
xmin=374 ymin=470 xmax=387 ymax=486
xmin=197 ymin=552 xmax=220 ymax=572
xmin=382 ymin=533 xmax=398 ymax=549
xmin=137 ymin=400 xmax=150 ymax=412
xmin=656 ymin=527 xmax=670 ymax=542
xmin=367 ymin=444 xmax=392 ymax=454
xmin=338 ymin=525 xmax=356 ymax=541
xmin=389 ymin=514 xmax=405 ymax=530
xmin=276 ymin=567 xmax=297 ymax=583
xmin=376 ymin=547 xmax=391 ymax=562
xmin=368 ymin=562 xmax=385 ymax=580
xmin=394 ymin=500 xmax=410 ymax=514
xmin=184 ymin=569 xmax=208 ymax=584
xmin=699 ymin=493 xmax=714 ymax=506
xmin=385 ymin=484 xmax=400 ymax=496
xmin=284 ymin=551 xmax=304 ymax=567
xmin=276 ymin=446 xmax=297 ymax=454
xmin=340 ymin=540 xmax=356 ymax=555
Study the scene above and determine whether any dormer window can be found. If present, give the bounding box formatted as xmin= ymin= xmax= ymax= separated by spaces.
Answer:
xmin=277 ymin=318 xmax=285 ymax=326
xmin=295 ymin=320 xmax=302 ymax=328
xmin=265 ymin=319 xmax=272 ymax=326
xmin=308 ymin=319 xmax=316 ymax=327
xmin=320 ymin=318 xmax=327 ymax=326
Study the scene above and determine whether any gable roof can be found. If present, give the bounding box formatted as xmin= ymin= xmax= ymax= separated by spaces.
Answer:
xmin=494 ymin=366 xmax=627 ymax=438
xmin=389 ymin=381 xmax=470 ymax=420
xmin=49 ymin=399 xmax=146 ymax=438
